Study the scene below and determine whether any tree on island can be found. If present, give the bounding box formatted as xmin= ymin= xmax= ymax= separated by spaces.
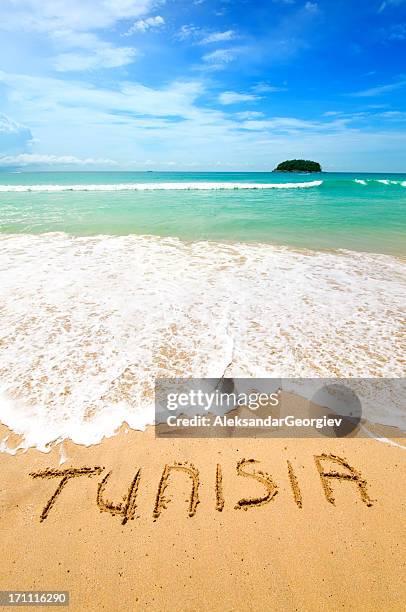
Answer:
xmin=273 ymin=159 xmax=322 ymax=173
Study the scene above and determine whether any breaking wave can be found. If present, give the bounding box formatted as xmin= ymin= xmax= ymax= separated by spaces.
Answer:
xmin=0 ymin=180 xmax=323 ymax=193
xmin=354 ymin=178 xmax=406 ymax=187
xmin=1 ymin=178 xmax=406 ymax=193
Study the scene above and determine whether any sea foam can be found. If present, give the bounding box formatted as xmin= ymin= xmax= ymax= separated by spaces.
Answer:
xmin=353 ymin=178 xmax=405 ymax=186
xmin=0 ymin=233 xmax=405 ymax=452
xmin=0 ymin=180 xmax=323 ymax=192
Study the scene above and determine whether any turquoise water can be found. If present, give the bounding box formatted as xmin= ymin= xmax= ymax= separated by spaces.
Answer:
xmin=0 ymin=171 xmax=405 ymax=255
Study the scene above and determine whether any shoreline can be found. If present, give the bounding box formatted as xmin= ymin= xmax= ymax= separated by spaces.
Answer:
xmin=1 ymin=397 xmax=406 ymax=457
xmin=0 ymin=232 xmax=405 ymax=452
xmin=1 ymin=230 xmax=406 ymax=261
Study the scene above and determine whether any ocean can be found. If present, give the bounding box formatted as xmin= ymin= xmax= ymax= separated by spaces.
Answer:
xmin=0 ymin=171 xmax=405 ymax=255
xmin=0 ymin=171 xmax=405 ymax=451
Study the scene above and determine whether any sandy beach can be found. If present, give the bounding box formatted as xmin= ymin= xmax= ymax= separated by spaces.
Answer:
xmin=0 ymin=231 xmax=404 ymax=611
xmin=0 ymin=425 xmax=405 ymax=611
xmin=1 ymin=0 xmax=406 ymax=608
xmin=0 ymin=222 xmax=405 ymax=611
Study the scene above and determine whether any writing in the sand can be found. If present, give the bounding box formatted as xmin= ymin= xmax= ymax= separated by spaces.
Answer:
xmin=30 ymin=453 xmax=374 ymax=524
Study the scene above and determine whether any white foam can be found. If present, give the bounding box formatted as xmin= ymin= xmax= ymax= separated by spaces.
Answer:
xmin=375 ymin=179 xmax=403 ymax=186
xmin=353 ymin=178 xmax=405 ymax=187
xmin=0 ymin=180 xmax=323 ymax=193
xmin=376 ymin=179 xmax=403 ymax=185
xmin=0 ymin=233 xmax=405 ymax=451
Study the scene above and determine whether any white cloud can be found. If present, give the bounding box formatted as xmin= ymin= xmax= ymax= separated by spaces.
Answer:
xmin=0 ymin=153 xmax=118 ymax=167
xmin=387 ymin=23 xmax=406 ymax=40
xmin=378 ymin=0 xmax=406 ymax=13
xmin=176 ymin=26 xmax=236 ymax=46
xmin=0 ymin=1 xmax=156 ymax=33
xmin=218 ymin=84 xmax=285 ymax=106
xmin=349 ymin=79 xmax=406 ymax=97
xmin=0 ymin=113 xmax=33 ymax=153
xmin=379 ymin=110 xmax=406 ymax=119
xmin=252 ymin=82 xmax=287 ymax=93
xmin=1 ymin=71 xmax=405 ymax=171
xmin=218 ymin=91 xmax=259 ymax=105
xmin=236 ymin=111 xmax=265 ymax=119
xmin=202 ymin=49 xmax=236 ymax=64
xmin=0 ymin=1 xmax=156 ymax=73
xmin=304 ymin=2 xmax=319 ymax=13
xmin=55 ymin=46 xmax=137 ymax=71
xmin=49 ymin=29 xmax=138 ymax=71
xmin=240 ymin=116 xmax=350 ymax=133
xmin=175 ymin=24 xmax=202 ymax=41
xmin=200 ymin=30 xmax=236 ymax=44
xmin=0 ymin=114 xmax=29 ymax=135
xmin=123 ymin=15 xmax=164 ymax=35
xmin=0 ymin=71 xmax=205 ymax=120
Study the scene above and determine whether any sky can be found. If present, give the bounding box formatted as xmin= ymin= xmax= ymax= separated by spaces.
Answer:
xmin=0 ymin=0 xmax=405 ymax=172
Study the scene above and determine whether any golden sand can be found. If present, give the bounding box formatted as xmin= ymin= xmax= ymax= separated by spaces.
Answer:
xmin=0 ymin=426 xmax=405 ymax=611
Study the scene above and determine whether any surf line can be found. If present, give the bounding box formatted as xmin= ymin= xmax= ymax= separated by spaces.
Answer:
xmin=29 ymin=453 xmax=374 ymax=524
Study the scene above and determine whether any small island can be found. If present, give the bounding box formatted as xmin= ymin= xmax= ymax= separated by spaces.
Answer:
xmin=273 ymin=159 xmax=322 ymax=173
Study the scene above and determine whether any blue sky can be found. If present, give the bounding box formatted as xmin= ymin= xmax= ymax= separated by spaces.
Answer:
xmin=0 ymin=0 xmax=405 ymax=171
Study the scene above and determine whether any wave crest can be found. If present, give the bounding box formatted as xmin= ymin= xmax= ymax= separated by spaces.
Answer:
xmin=0 ymin=180 xmax=323 ymax=193
xmin=354 ymin=178 xmax=406 ymax=187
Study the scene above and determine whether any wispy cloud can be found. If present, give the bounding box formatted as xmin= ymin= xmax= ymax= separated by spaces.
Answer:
xmin=378 ymin=0 xmax=406 ymax=13
xmin=0 ymin=70 xmax=206 ymax=125
xmin=55 ymin=46 xmax=138 ymax=71
xmin=200 ymin=30 xmax=236 ymax=44
xmin=236 ymin=111 xmax=265 ymax=119
xmin=0 ymin=113 xmax=33 ymax=153
xmin=349 ymin=79 xmax=406 ymax=97
xmin=239 ymin=116 xmax=350 ymax=133
xmin=304 ymin=2 xmax=319 ymax=13
xmin=386 ymin=23 xmax=406 ymax=40
xmin=379 ymin=110 xmax=406 ymax=119
xmin=49 ymin=29 xmax=138 ymax=71
xmin=202 ymin=48 xmax=237 ymax=68
xmin=218 ymin=91 xmax=259 ymax=104
xmin=1 ymin=69 xmax=406 ymax=171
xmin=0 ymin=0 xmax=156 ymax=33
xmin=0 ymin=0 xmax=156 ymax=72
xmin=175 ymin=24 xmax=201 ymax=41
xmin=0 ymin=153 xmax=118 ymax=167
xmin=176 ymin=26 xmax=237 ymax=46
xmin=252 ymin=82 xmax=287 ymax=93
xmin=123 ymin=15 xmax=165 ymax=36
